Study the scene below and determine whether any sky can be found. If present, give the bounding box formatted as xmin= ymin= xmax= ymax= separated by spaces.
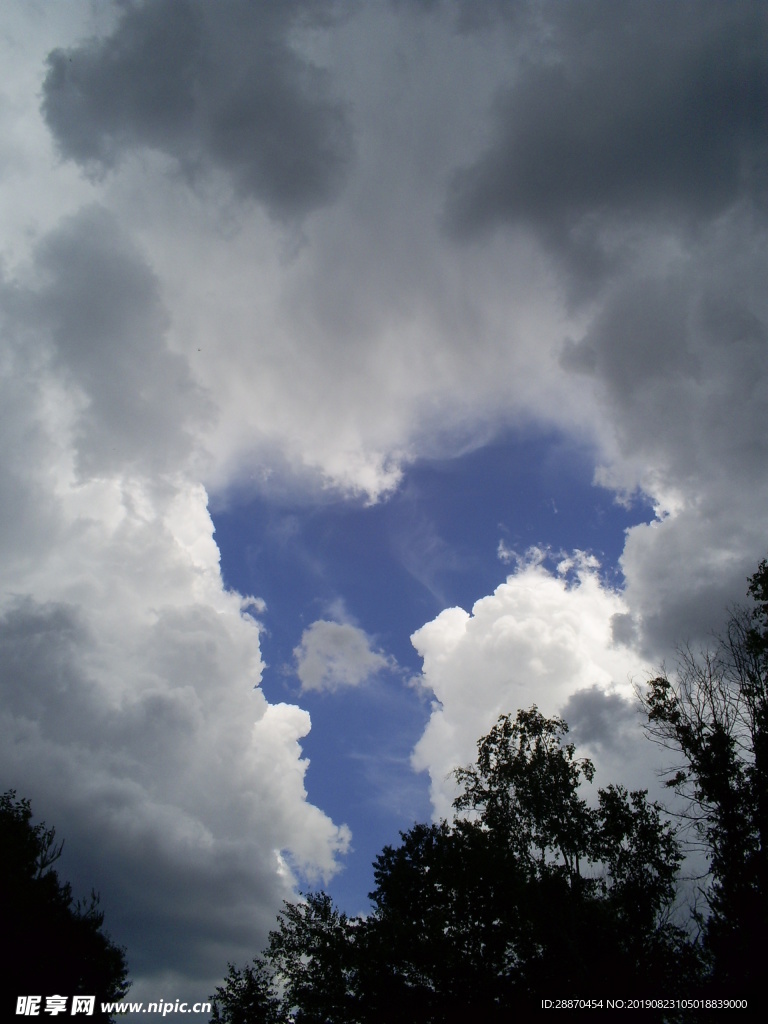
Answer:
xmin=1 ymin=0 xmax=767 ymax=1013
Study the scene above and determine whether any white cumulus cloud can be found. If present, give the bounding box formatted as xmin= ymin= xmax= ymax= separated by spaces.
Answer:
xmin=411 ymin=551 xmax=653 ymax=820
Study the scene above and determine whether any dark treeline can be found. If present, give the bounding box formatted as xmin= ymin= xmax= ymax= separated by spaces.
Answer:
xmin=212 ymin=560 xmax=768 ymax=1023
xmin=2 ymin=561 xmax=765 ymax=1021
xmin=0 ymin=791 xmax=129 ymax=1022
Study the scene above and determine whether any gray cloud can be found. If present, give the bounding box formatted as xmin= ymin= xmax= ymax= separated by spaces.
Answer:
xmin=29 ymin=205 xmax=212 ymax=479
xmin=558 ymin=214 xmax=768 ymax=655
xmin=3 ymin=0 xmax=768 ymax=997
xmin=294 ymin=619 xmax=393 ymax=693
xmin=561 ymin=683 xmax=638 ymax=754
xmin=564 ymin=257 xmax=768 ymax=485
xmin=0 ymin=197 xmax=350 ymax=997
xmin=445 ymin=1 xmax=768 ymax=290
xmin=0 ymin=586 xmax=349 ymax=988
xmin=42 ymin=0 xmax=354 ymax=220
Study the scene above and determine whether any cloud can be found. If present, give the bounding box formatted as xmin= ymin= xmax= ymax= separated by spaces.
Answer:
xmin=24 ymin=205 xmax=212 ymax=478
xmin=0 ymin=206 xmax=349 ymax=994
xmin=445 ymin=0 xmax=768 ymax=291
xmin=42 ymin=0 xmax=354 ymax=221
xmin=560 ymin=684 xmax=639 ymax=754
xmin=3 ymin=0 xmax=768 ymax=996
xmin=24 ymin=0 xmax=768 ymax=528
xmin=560 ymin=209 xmax=768 ymax=656
xmin=410 ymin=551 xmax=651 ymax=819
xmin=30 ymin=0 xmax=584 ymax=506
xmin=294 ymin=620 xmax=393 ymax=693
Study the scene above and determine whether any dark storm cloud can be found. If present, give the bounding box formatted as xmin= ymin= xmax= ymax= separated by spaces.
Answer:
xmin=0 ymin=599 xmax=88 ymax=724
xmin=559 ymin=230 xmax=768 ymax=656
xmin=445 ymin=0 xmax=768 ymax=286
xmin=42 ymin=0 xmax=353 ymax=220
xmin=0 ymin=597 xmax=298 ymax=981
xmin=23 ymin=205 xmax=210 ymax=478
xmin=561 ymin=684 xmax=638 ymax=753
xmin=610 ymin=612 xmax=638 ymax=649
xmin=561 ymin=254 xmax=768 ymax=489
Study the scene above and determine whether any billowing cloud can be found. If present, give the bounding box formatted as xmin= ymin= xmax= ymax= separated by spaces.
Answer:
xmin=0 ymin=592 xmax=349 ymax=975
xmin=560 ymin=209 xmax=768 ymax=655
xmin=446 ymin=0 xmax=768 ymax=290
xmin=23 ymin=205 xmax=211 ymax=477
xmin=0 ymin=205 xmax=349 ymax=996
xmin=33 ymin=0 xmax=583 ymax=506
xmin=294 ymin=620 xmax=393 ymax=693
xmin=2 ymin=0 xmax=768 ymax=1000
xmin=42 ymin=0 xmax=353 ymax=220
xmin=411 ymin=551 xmax=652 ymax=819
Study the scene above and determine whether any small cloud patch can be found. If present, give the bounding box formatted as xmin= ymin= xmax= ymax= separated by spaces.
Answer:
xmin=294 ymin=620 xmax=393 ymax=693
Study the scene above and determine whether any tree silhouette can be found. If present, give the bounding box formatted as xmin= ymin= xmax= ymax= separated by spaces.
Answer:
xmin=447 ymin=707 xmax=696 ymax=999
xmin=266 ymin=893 xmax=362 ymax=1024
xmin=0 ymin=791 xmax=129 ymax=1022
xmin=210 ymin=960 xmax=282 ymax=1024
xmin=213 ymin=707 xmax=700 ymax=1022
xmin=639 ymin=558 xmax=768 ymax=995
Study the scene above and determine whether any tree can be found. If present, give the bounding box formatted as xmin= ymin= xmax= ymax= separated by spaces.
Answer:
xmin=210 ymin=960 xmax=283 ymax=1024
xmin=212 ymin=707 xmax=700 ymax=1022
xmin=639 ymin=559 xmax=768 ymax=994
xmin=449 ymin=707 xmax=696 ymax=999
xmin=364 ymin=819 xmax=528 ymax=1020
xmin=266 ymin=893 xmax=362 ymax=1024
xmin=454 ymin=706 xmax=595 ymax=880
xmin=0 ymin=791 xmax=130 ymax=1021
xmin=212 ymin=894 xmax=364 ymax=1024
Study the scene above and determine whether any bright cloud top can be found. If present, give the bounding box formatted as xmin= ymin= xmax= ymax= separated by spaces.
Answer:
xmin=411 ymin=551 xmax=651 ymax=820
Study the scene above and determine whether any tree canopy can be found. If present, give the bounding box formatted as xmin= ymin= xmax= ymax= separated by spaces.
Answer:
xmin=213 ymin=558 xmax=768 ymax=1019
xmin=639 ymin=558 xmax=768 ymax=994
xmin=0 ymin=790 xmax=130 ymax=1022
xmin=212 ymin=708 xmax=699 ymax=1022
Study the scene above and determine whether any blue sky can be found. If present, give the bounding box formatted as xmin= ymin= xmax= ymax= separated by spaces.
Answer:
xmin=1 ymin=0 xmax=767 ymax=1014
xmin=213 ymin=428 xmax=653 ymax=911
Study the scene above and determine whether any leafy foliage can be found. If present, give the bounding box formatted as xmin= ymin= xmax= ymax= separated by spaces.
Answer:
xmin=454 ymin=707 xmax=595 ymax=877
xmin=210 ymin=960 xmax=282 ymax=1024
xmin=364 ymin=819 xmax=527 ymax=1019
xmin=267 ymin=893 xmax=362 ymax=1024
xmin=449 ymin=707 xmax=695 ymax=997
xmin=213 ymin=707 xmax=699 ymax=1022
xmin=0 ymin=791 xmax=130 ymax=1022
